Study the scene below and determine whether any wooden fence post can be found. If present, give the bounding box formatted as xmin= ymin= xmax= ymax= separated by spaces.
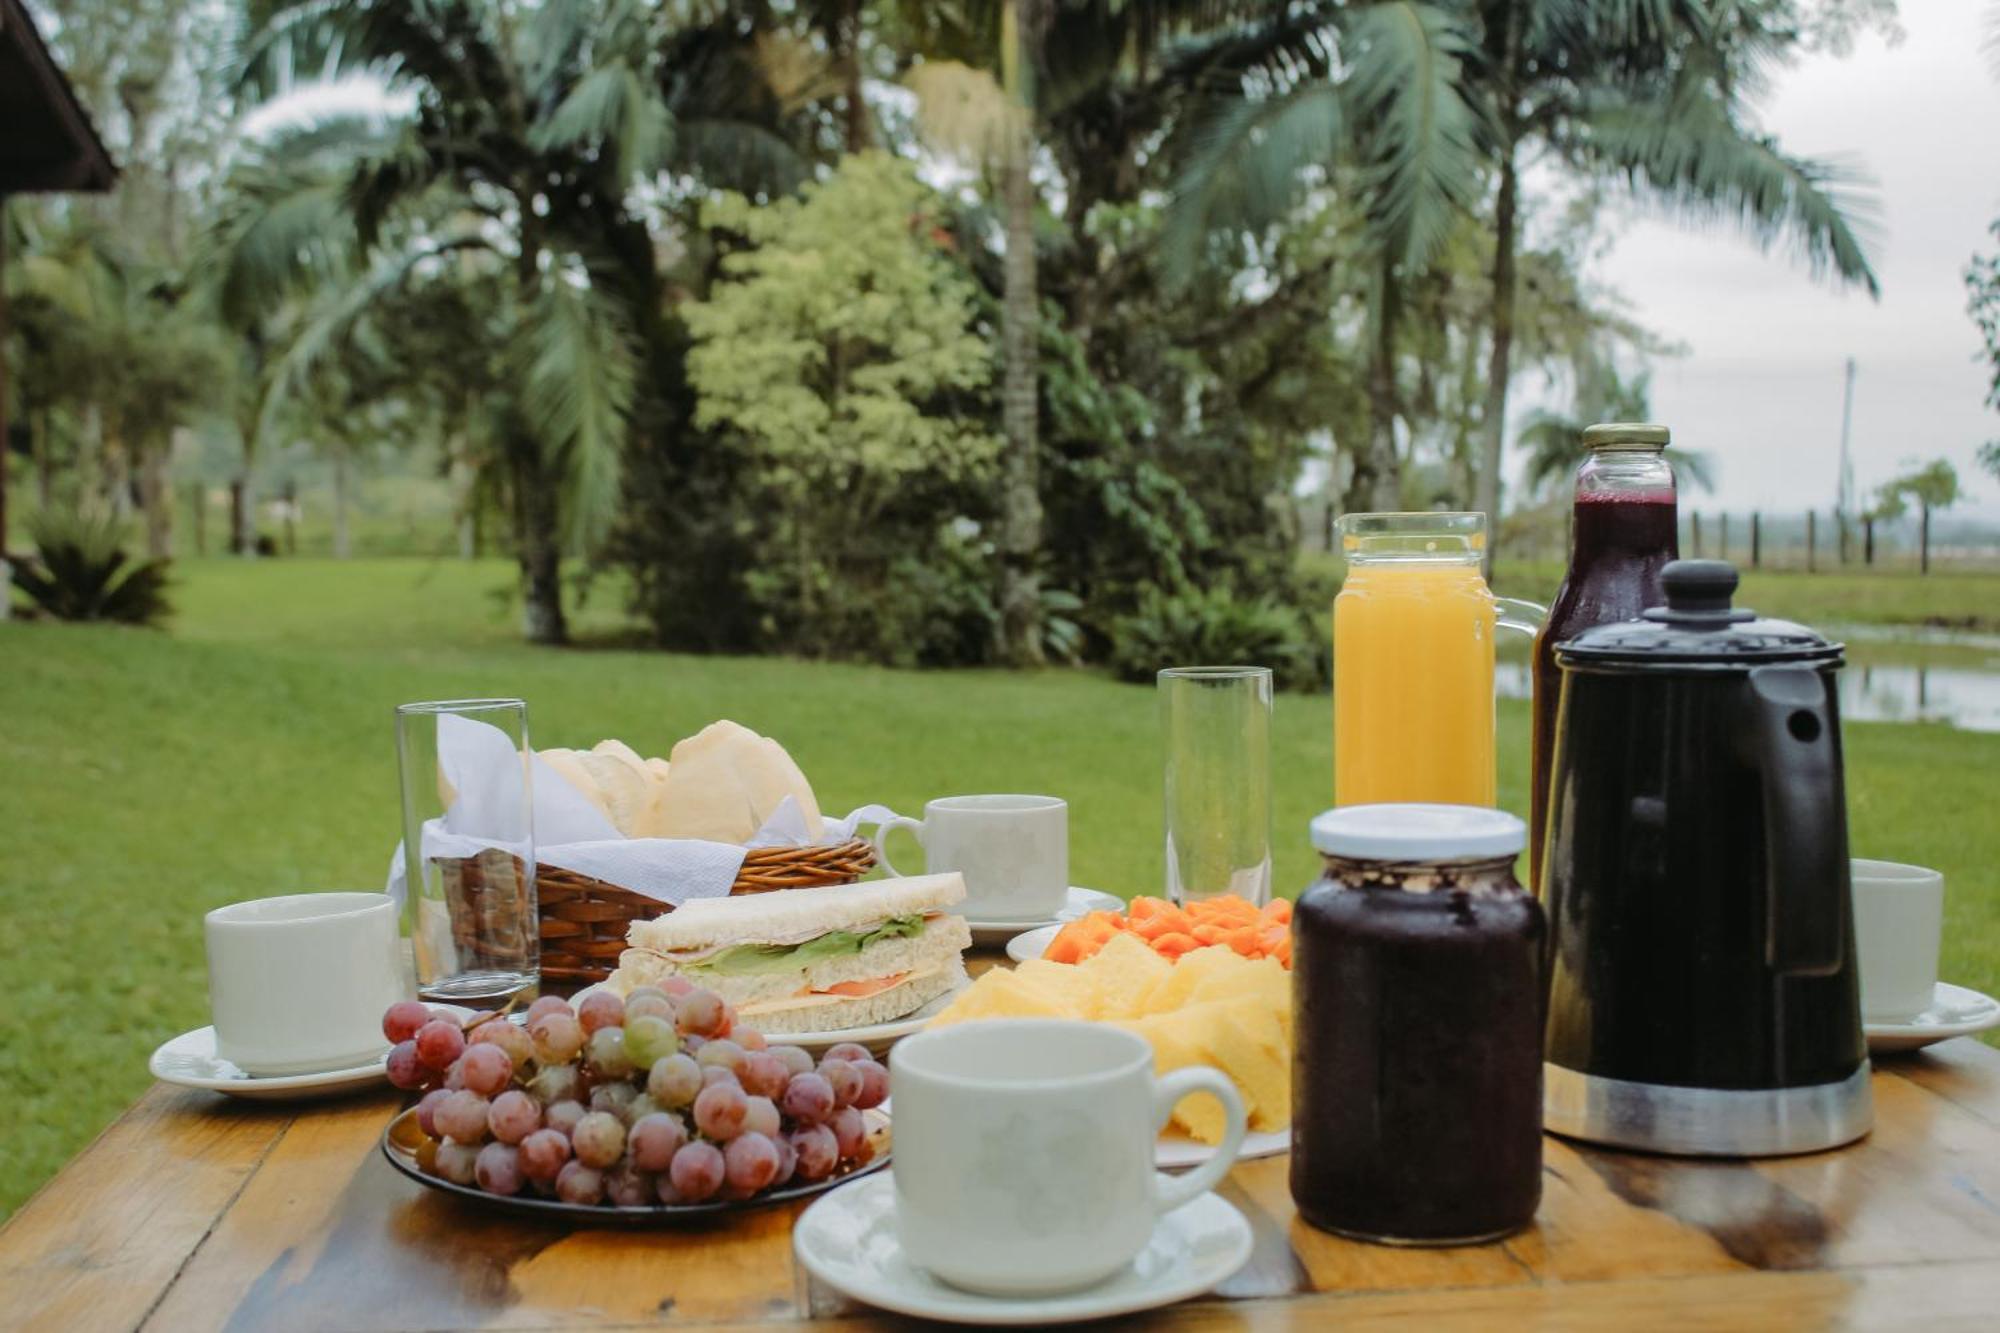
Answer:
xmin=1750 ymin=512 xmax=1762 ymax=568
xmin=1807 ymin=510 xmax=1817 ymax=573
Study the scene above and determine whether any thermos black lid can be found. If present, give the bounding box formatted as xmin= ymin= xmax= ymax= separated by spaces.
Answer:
xmin=1555 ymin=560 xmax=1843 ymax=668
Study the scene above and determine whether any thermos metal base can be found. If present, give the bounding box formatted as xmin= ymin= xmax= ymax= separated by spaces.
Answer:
xmin=1544 ymin=1062 xmax=1872 ymax=1157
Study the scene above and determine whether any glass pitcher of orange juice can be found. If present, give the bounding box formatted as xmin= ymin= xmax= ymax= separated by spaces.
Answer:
xmin=1332 ymin=513 xmax=1541 ymax=807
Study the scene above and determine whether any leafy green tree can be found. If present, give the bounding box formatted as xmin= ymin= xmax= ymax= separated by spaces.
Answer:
xmin=1516 ymin=358 xmax=1715 ymax=499
xmin=1878 ymin=459 xmax=1961 ymax=575
xmin=224 ymin=0 xmax=808 ymax=642
xmin=683 ymin=153 xmax=1001 ymax=659
xmin=1970 ymin=219 xmax=2000 ymax=474
xmin=1165 ymin=1 xmax=1883 ymax=556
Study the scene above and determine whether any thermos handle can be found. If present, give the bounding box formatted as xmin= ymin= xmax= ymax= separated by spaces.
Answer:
xmin=1746 ymin=665 xmax=1849 ymax=975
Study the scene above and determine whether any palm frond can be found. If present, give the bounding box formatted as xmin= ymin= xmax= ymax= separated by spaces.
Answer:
xmin=1341 ymin=1 xmax=1484 ymax=268
xmin=1576 ymin=74 xmax=1882 ymax=296
xmin=515 ymin=270 xmax=639 ymax=551
xmin=229 ymin=0 xmax=367 ymax=100
xmin=530 ymin=62 xmax=674 ymax=188
xmin=907 ymin=60 xmax=1026 ymax=167
xmin=254 ymin=233 xmax=492 ymax=450
xmin=1162 ymin=81 xmax=1343 ymax=278
xmin=670 ymin=119 xmax=810 ymax=197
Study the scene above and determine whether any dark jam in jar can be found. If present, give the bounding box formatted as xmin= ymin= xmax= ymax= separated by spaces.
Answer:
xmin=1291 ymin=805 xmax=1545 ymax=1245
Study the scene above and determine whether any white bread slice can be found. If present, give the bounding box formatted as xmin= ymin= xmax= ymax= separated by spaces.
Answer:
xmin=731 ymin=961 xmax=967 ymax=1034
xmin=576 ymin=745 xmax=652 ymax=835
xmin=537 ymin=748 xmax=616 ymax=824
xmin=655 ymin=722 xmax=824 ymax=844
xmin=614 ymin=915 xmax=971 ymax=1005
xmin=629 ymin=756 xmax=675 ymax=839
xmin=627 ymin=874 xmax=966 ymax=953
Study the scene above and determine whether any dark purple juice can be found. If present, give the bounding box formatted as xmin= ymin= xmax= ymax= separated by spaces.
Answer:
xmin=1530 ymin=489 xmax=1677 ymax=887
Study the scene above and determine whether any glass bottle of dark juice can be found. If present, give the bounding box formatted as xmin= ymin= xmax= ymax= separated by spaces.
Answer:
xmin=1529 ymin=423 xmax=1679 ymax=888
xmin=1291 ymin=804 xmax=1544 ymax=1245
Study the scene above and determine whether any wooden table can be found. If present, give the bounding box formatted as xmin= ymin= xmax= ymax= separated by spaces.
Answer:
xmin=6 ymin=1033 xmax=2000 ymax=1331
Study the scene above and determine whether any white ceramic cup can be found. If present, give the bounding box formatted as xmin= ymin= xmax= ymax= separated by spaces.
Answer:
xmin=890 ymin=1018 xmax=1248 ymax=1296
xmin=1850 ymin=859 xmax=1945 ymax=1024
xmin=873 ymin=794 xmax=1067 ymax=921
xmin=204 ymin=892 xmax=407 ymax=1076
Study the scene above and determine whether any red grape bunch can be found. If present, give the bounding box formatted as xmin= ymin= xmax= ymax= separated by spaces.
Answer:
xmin=382 ymin=985 xmax=888 ymax=1206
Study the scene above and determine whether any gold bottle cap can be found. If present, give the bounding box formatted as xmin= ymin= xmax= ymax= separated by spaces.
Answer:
xmin=1581 ymin=422 xmax=1670 ymax=449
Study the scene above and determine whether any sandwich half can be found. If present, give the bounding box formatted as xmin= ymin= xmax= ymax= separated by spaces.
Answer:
xmin=610 ymin=874 xmax=972 ymax=1034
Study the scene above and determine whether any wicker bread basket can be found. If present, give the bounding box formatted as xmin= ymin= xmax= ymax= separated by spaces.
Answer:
xmin=439 ymin=840 xmax=877 ymax=986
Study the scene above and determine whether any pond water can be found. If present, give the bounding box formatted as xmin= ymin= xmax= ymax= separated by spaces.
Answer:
xmin=1496 ymin=627 xmax=2000 ymax=734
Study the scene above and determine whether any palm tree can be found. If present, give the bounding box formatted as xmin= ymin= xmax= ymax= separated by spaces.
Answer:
xmin=1515 ymin=358 xmax=1715 ymax=499
xmin=222 ymin=0 xmax=806 ymax=643
xmin=903 ymin=0 xmax=1280 ymax=663
xmin=1165 ymin=2 xmax=1879 ymax=552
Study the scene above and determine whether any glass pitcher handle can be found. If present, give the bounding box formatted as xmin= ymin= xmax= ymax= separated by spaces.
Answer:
xmin=1494 ymin=596 xmax=1546 ymax=639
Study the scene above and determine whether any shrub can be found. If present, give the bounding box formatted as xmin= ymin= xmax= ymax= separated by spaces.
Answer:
xmin=11 ymin=506 xmax=172 ymax=625
xmin=1106 ymin=585 xmax=1325 ymax=692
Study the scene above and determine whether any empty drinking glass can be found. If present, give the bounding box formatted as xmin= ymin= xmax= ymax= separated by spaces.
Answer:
xmin=1160 ymin=666 xmax=1273 ymax=907
xmin=395 ymin=698 xmax=538 ymax=1006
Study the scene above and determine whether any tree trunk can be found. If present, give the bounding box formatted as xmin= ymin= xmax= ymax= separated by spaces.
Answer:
xmin=1351 ymin=255 xmax=1404 ymax=512
xmin=841 ymin=0 xmax=869 ymax=152
xmin=332 ymin=440 xmax=352 ymax=559
xmin=104 ymin=425 xmax=132 ymax=518
xmin=513 ymin=443 xmax=568 ymax=645
xmin=139 ymin=438 xmax=171 ymax=558
xmin=32 ymin=408 xmax=53 ymax=508
xmin=191 ymin=482 xmax=207 ymax=556
xmin=1472 ymin=141 xmax=1520 ymax=579
xmin=996 ymin=120 xmax=1044 ymax=666
xmin=1920 ymin=503 xmax=1931 ymax=575
xmin=230 ymin=474 xmax=255 ymax=556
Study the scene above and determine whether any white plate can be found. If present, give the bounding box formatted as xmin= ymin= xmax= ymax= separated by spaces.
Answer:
xmin=148 ymin=1005 xmax=477 ymax=1102
xmin=575 ymin=974 xmax=972 ymax=1058
xmin=793 ymin=1174 xmax=1252 ymax=1326
xmin=1005 ymin=924 xmax=1064 ymax=963
xmin=968 ymin=887 xmax=1123 ymax=947
xmin=1156 ymin=1128 xmax=1290 ymax=1169
xmin=1865 ymin=981 xmax=2000 ymax=1053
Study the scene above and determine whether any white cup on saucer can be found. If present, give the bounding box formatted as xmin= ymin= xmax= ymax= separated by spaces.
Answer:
xmin=873 ymin=795 xmax=1067 ymax=921
xmin=205 ymin=892 xmax=407 ymax=1076
xmin=1850 ymin=859 xmax=1945 ymax=1024
xmin=889 ymin=1018 xmax=1248 ymax=1296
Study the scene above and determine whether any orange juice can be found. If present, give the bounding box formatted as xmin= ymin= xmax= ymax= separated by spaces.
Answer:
xmin=1333 ymin=559 xmax=1498 ymax=807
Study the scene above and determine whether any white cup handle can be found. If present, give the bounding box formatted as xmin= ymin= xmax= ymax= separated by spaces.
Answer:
xmin=1150 ymin=1066 xmax=1248 ymax=1214
xmin=872 ymin=815 xmax=924 ymax=878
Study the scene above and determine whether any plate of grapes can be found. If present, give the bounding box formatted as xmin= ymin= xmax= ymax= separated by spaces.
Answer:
xmin=374 ymin=984 xmax=891 ymax=1221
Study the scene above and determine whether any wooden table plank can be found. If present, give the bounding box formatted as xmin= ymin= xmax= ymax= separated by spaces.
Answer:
xmin=0 ymin=1085 xmax=293 ymax=1332
xmin=7 ymin=1024 xmax=2000 ymax=1332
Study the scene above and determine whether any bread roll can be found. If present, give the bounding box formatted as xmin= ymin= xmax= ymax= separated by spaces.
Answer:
xmin=654 ymin=722 xmax=823 ymax=844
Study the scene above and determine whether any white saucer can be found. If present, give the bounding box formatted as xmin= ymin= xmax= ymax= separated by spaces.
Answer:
xmin=793 ymin=1174 xmax=1252 ymax=1326
xmin=1157 ymin=1128 xmax=1290 ymax=1169
xmin=1005 ymin=924 xmax=1063 ymax=963
xmin=575 ymin=975 xmax=971 ymax=1058
xmin=150 ymin=1005 xmax=478 ymax=1101
xmin=968 ymin=887 xmax=1123 ymax=947
xmin=1865 ymin=982 xmax=2000 ymax=1053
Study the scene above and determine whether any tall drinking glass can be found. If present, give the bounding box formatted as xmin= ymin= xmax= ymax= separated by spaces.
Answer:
xmin=396 ymin=698 xmax=538 ymax=1006
xmin=1160 ymin=666 xmax=1273 ymax=907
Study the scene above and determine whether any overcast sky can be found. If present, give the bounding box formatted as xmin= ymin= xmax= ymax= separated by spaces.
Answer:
xmin=1574 ymin=0 xmax=2000 ymax=520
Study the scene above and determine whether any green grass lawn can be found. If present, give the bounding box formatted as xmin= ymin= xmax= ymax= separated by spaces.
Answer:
xmin=3 ymin=556 xmax=1997 ymax=1221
